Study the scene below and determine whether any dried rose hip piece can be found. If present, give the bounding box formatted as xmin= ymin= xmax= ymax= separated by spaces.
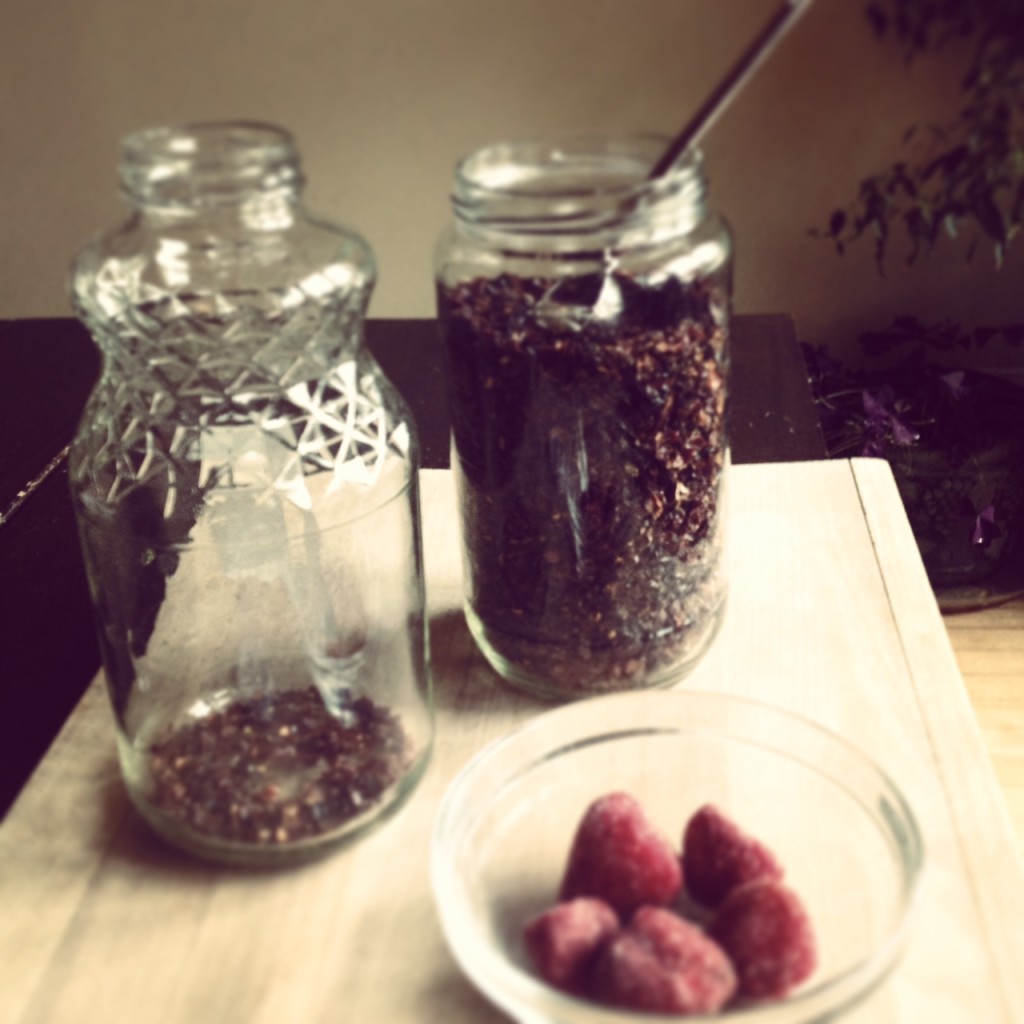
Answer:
xmin=146 ymin=687 xmax=411 ymax=845
xmin=590 ymin=906 xmax=737 ymax=1014
xmin=523 ymin=898 xmax=620 ymax=994
xmin=709 ymin=879 xmax=818 ymax=999
xmin=683 ymin=803 xmax=784 ymax=907
xmin=438 ymin=272 xmax=728 ymax=695
xmin=560 ymin=792 xmax=683 ymax=916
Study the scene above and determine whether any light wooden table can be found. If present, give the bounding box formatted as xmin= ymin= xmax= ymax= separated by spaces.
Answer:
xmin=945 ymin=600 xmax=1024 ymax=859
xmin=2 ymin=461 xmax=1023 ymax=1024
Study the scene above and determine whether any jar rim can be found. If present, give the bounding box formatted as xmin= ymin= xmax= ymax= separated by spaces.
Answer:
xmin=120 ymin=121 xmax=303 ymax=208
xmin=453 ymin=132 xmax=702 ymax=202
xmin=449 ymin=133 xmax=707 ymax=247
xmin=122 ymin=121 xmax=297 ymax=166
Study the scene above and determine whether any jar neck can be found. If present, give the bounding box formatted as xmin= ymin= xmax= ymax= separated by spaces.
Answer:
xmin=119 ymin=121 xmax=304 ymax=217
xmin=450 ymin=134 xmax=708 ymax=254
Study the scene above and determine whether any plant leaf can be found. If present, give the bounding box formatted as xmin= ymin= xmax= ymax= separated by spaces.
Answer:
xmin=973 ymin=506 xmax=1000 ymax=548
xmin=866 ymin=3 xmax=888 ymax=37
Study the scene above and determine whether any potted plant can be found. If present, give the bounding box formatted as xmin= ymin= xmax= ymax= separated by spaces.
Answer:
xmin=808 ymin=0 xmax=1024 ymax=601
xmin=822 ymin=0 xmax=1024 ymax=270
xmin=804 ymin=322 xmax=1024 ymax=592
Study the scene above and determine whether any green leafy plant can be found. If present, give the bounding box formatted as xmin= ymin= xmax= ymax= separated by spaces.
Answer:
xmin=822 ymin=0 xmax=1024 ymax=268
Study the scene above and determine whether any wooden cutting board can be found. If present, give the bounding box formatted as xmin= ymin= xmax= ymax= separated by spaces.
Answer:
xmin=2 ymin=461 xmax=1021 ymax=1023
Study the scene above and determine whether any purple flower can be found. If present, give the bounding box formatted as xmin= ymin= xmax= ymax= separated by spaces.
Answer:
xmin=862 ymin=389 xmax=920 ymax=446
xmin=941 ymin=371 xmax=967 ymax=398
xmin=972 ymin=506 xmax=1000 ymax=548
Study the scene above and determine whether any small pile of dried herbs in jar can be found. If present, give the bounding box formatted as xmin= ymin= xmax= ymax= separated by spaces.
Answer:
xmin=439 ymin=270 xmax=729 ymax=696
xmin=146 ymin=686 xmax=411 ymax=847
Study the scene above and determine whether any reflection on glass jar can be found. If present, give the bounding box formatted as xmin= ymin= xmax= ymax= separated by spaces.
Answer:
xmin=70 ymin=122 xmax=432 ymax=863
xmin=436 ymin=135 xmax=732 ymax=700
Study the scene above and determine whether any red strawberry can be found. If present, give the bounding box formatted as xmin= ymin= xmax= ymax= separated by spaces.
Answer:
xmin=560 ymin=792 xmax=682 ymax=916
xmin=683 ymin=803 xmax=784 ymax=907
xmin=590 ymin=906 xmax=737 ymax=1014
xmin=709 ymin=880 xmax=817 ymax=999
xmin=523 ymin=898 xmax=620 ymax=994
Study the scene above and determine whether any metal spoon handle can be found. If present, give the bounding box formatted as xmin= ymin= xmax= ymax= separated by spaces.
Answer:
xmin=649 ymin=0 xmax=813 ymax=179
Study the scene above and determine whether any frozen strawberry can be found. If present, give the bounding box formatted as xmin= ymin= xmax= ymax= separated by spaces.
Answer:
xmin=523 ymin=898 xmax=620 ymax=994
xmin=560 ymin=792 xmax=682 ymax=916
xmin=590 ymin=906 xmax=737 ymax=1014
xmin=709 ymin=879 xmax=817 ymax=999
xmin=683 ymin=803 xmax=784 ymax=907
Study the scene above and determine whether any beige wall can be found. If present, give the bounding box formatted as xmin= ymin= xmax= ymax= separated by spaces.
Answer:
xmin=1 ymin=0 xmax=1020 ymax=365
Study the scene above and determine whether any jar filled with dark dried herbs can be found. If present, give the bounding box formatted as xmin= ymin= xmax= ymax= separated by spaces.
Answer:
xmin=69 ymin=123 xmax=433 ymax=864
xmin=436 ymin=135 xmax=732 ymax=700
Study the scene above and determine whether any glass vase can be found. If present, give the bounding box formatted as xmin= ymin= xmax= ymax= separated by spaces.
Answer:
xmin=69 ymin=121 xmax=432 ymax=864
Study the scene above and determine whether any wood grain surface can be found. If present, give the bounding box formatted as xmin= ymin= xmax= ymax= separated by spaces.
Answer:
xmin=945 ymin=599 xmax=1024 ymax=861
xmin=1 ymin=462 xmax=1021 ymax=1024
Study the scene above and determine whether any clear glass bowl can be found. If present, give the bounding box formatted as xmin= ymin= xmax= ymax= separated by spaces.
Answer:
xmin=431 ymin=691 xmax=924 ymax=1022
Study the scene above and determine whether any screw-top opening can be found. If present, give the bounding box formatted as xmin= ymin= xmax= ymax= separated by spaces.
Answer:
xmin=119 ymin=121 xmax=304 ymax=209
xmin=450 ymin=134 xmax=707 ymax=252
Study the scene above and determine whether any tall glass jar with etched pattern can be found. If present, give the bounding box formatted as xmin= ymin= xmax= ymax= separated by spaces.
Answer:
xmin=69 ymin=122 xmax=432 ymax=864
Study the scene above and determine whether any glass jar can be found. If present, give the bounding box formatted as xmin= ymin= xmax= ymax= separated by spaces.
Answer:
xmin=69 ymin=122 xmax=432 ymax=864
xmin=436 ymin=135 xmax=732 ymax=700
